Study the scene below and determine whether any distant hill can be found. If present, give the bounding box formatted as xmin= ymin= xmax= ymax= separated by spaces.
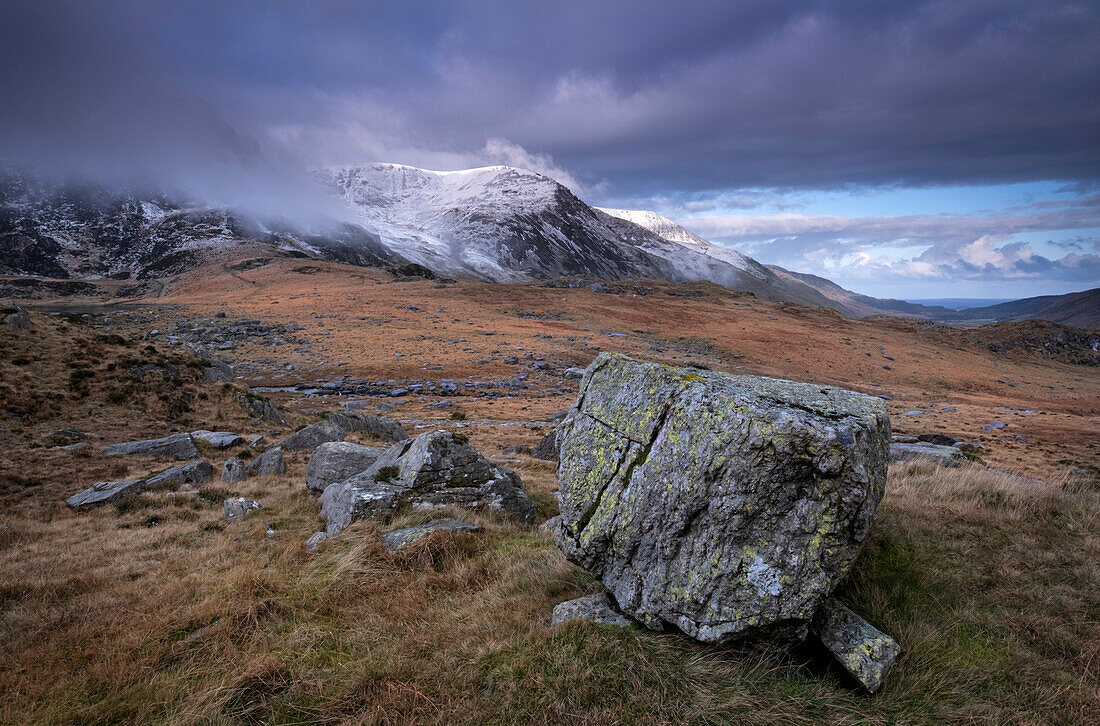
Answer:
xmin=950 ymin=288 xmax=1099 ymax=328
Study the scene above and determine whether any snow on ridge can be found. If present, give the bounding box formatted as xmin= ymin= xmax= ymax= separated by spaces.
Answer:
xmin=598 ymin=207 xmax=757 ymax=274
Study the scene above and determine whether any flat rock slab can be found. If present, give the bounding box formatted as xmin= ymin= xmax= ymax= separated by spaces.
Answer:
xmin=274 ymin=421 xmax=345 ymax=451
xmin=66 ymin=480 xmax=144 ymax=510
xmin=144 ymin=460 xmax=213 ymax=488
xmin=555 ymin=352 xmax=890 ymax=644
xmin=104 ymin=433 xmax=199 ymax=459
xmin=812 ymin=598 xmax=900 ymax=693
xmin=381 ymin=518 xmax=482 ymax=551
xmin=190 ymin=431 xmax=244 ymax=448
xmin=551 ymin=593 xmax=635 ymax=628
xmin=889 ymin=442 xmax=965 ymax=467
xmin=306 ymin=441 xmax=386 ymax=495
xmin=224 ymin=497 xmax=260 ymax=520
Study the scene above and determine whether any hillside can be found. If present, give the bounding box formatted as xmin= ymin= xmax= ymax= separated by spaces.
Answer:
xmin=952 ymin=287 xmax=1100 ymax=328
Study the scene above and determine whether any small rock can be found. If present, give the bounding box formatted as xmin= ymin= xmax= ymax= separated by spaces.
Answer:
xmin=561 ymin=367 xmax=586 ymax=380
xmin=551 ymin=593 xmax=635 ymax=628
xmin=812 ymin=598 xmax=900 ymax=693
xmin=248 ymin=435 xmax=267 ymax=449
xmin=246 ymin=447 xmax=286 ymax=476
xmin=224 ymin=497 xmax=260 ymax=520
xmin=890 ymin=435 xmax=919 ymax=443
xmin=305 ymin=531 xmax=328 ymax=552
xmin=952 ymin=441 xmax=986 ymax=454
xmin=104 ymin=433 xmax=199 ymax=460
xmin=55 ymin=442 xmax=92 ymax=452
xmin=222 ymin=456 xmax=245 ymax=483
xmin=917 ymin=433 xmax=958 ymax=446
xmin=381 ymin=518 xmax=482 ymax=551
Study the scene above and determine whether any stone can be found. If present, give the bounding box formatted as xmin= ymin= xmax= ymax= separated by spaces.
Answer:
xmin=917 ymin=433 xmax=958 ymax=446
xmin=246 ymin=447 xmax=286 ymax=476
xmin=182 ymin=342 xmax=234 ymax=382
xmin=320 ymin=430 xmax=536 ymax=535
xmin=305 ymin=531 xmax=328 ymax=552
xmin=234 ymin=390 xmax=285 ymax=426
xmin=554 ymin=353 xmax=890 ymax=644
xmin=104 ymin=433 xmax=199 ymax=459
xmin=889 ymin=442 xmax=965 ymax=467
xmin=562 ymin=367 xmax=586 ymax=380
xmin=4 ymin=307 xmax=31 ymax=330
xmin=305 ymin=441 xmax=385 ymax=495
xmin=190 ymin=431 xmax=244 ymax=448
xmin=224 ymin=497 xmax=260 ymax=520
xmin=952 ymin=441 xmax=986 ymax=454
xmin=551 ymin=593 xmax=635 ymax=628
xmin=381 ymin=518 xmax=482 ymax=551
xmin=811 ymin=598 xmax=900 ymax=693
xmin=65 ymin=480 xmax=144 ymax=510
xmin=538 ymin=515 xmax=562 ymax=535
xmin=531 ymin=430 xmax=559 ymax=462
xmin=144 ymin=460 xmax=213 ymax=488
xmin=249 ymin=435 xmax=267 ymax=448
xmin=890 ymin=435 xmax=919 ymax=443
xmin=222 ymin=456 xmax=245 ymax=483
xmin=56 ymin=442 xmax=92 ymax=452
xmin=326 ymin=412 xmax=408 ymax=442
xmin=274 ymin=420 xmax=345 ymax=451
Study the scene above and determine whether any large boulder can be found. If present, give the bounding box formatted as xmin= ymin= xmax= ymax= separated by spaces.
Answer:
xmin=320 ymin=430 xmax=536 ymax=535
xmin=553 ymin=353 xmax=890 ymax=645
xmin=144 ymin=460 xmax=213 ymax=488
xmin=326 ymin=412 xmax=408 ymax=442
xmin=305 ymin=441 xmax=385 ymax=495
xmin=104 ymin=433 xmax=199 ymax=460
xmin=274 ymin=420 xmax=345 ymax=451
xmin=190 ymin=431 xmax=244 ymax=448
xmin=65 ymin=480 xmax=144 ymax=510
xmin=65 ymin=460 xmax=212 ymax=509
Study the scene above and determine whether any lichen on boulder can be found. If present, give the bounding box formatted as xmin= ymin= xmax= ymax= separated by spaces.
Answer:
xmin=553 ymin=352 xmax=891 ymax=645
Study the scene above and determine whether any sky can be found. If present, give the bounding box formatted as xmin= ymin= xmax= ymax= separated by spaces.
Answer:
xmin=1 ymin=1 xmax=1098 ymax=299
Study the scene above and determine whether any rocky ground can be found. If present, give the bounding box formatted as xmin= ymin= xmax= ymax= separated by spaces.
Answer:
xmin=1 ymin=257 xmax=1097 ymax=724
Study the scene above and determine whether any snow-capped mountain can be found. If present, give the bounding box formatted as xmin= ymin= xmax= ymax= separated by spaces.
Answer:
xmin=0 ymin=169 xmax=404 ymax=279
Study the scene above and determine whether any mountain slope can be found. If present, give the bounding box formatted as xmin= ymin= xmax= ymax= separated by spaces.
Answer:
xmin=0 ymin=169 xmax=405 ymax=279
xmin=954 ymin=288 xmax=1100 ymax=328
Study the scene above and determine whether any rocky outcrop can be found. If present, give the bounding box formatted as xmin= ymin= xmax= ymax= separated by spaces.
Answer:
xmin=381 ymin=518 xmax=482 ymax=551
xmin=889 ymin=442 xmax=965 ymax=467
xmin=305 ymin=441 xmax=385 ymax=495
xmin=274 ymin=421 xmax=345 ymax=451
xmin=320 ymin=430 xmax=535 ymax=535
xmin=553 ymin=353 xmax=890 ymax=645
xmin=181 ymin=342 xmax=234 ymax=382
xmin=811 ymin=598 xmax=900 ymax=693
xmin=3 ymin=306 xmax=31 ymax=330
xmin=552 ymin=593 xmax=635 ymax=628
xmin=104 ymin=433 xmax=199 ymax=460
xmin=326 ymin=412 xmax=408 ymax=442
xmin=234 ymin=390 xmax=285 ymax=426
xmin=246 ymin=447 xmax=285 ymax=476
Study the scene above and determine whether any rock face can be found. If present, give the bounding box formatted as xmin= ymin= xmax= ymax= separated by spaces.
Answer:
xmin=104 ymin=433 xmax=199 ymax=460
xmin=811 ymin=598 xmax=900 ymax=693
xmin=554 ymin=353 xmax=890 ymax=644
xmin=326 ymin=412 xmax=408 ymax=442
xmin=320 ymin=430 xmax=536 ymax=535
xmin=246 ymin=447 xmax=286 ymax=476
xmin=889 ymin=442 xmax=965 ymax=467
xmin=381 ymin=518 xmax=482 ymax=551
xmin=552 ymin=593 xmax=635 ymax=628
xmin=305 ymin=441 xmax=385 ymax=495
xmin=275 ymin=421 xmax=345 ymax=451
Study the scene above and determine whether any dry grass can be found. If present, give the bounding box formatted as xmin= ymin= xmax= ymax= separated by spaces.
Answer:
xmin=1 ymin=456 xmax=1097 ymax=725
